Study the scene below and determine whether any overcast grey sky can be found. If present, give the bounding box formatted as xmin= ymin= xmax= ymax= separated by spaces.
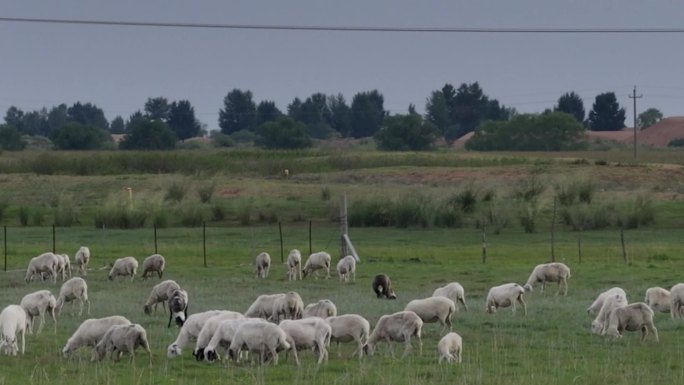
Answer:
xmin=2 ymin=0 xmax=684 ymax=130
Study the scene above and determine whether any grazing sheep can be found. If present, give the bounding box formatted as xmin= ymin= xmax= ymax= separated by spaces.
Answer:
xmin=433 ymin=282 xmax=469 ymax=312
xmin=605 ymin=302 xmax=659 ymax=342
xmin=75 ymin=246 xmax=90 ymax=276
xmin=25 ymin=252 xmax=60 ymax=283
xmin=255 ymin=252 xmax=271 ymax=279
xmin=587 ymin=287 xmax=627 ymax=315
xmin=523 ymin=262 xmax=571 ymax=296
xmin=203 ymin=317 xmax=265 ymax=362
xmin=227 ymin=320 xmax=296 ymax=366
xmin=302 ymin=251 xmax=331 ymax=279
xmin=56 ymin=277 xmax=90 ymax=317
xmin=92 ymin=324 xmax=151 ymax=362
xmin=363 ymin=311 xmax=423 ymax=358
xmin=56 ymin=254 xmax=72 ymax=281
xmin=20 ymin=290 xmax=57 ymax=334
xmin=279 ymin=317 xmax=332 ymax=365
xmin=191 ymin=312 xmax=246 ymax=361
xmin=141 ymin=254 xmax=166 ymax=280
xmin=271 ymin=291 xmax=304 ymax=322
xmin=645 ymin=287 xmax=671 ymax=313
xmin=485 ymin=283 xmax=527 ymax=315
xmin=168 ymin=289 xmax=189 ymax=328
xmin=372 ymin=274 xmax=397 ymax=299
xmin=0 ymin=304 xmax=28 ymax=356
xmin=303 ymin=299 xmax=337 ymax=319
xmin=62 ymin=316 xmax=131 ymax=358
xmin=244 ymin=293 xmax=286 ymax=320
xmin=287 ymin=249 xmax=302 ymax=281
xmin=167 ymin=310 xmax=236 ymax=358
xmin=670 ymin=283 xmax=684 ymax=319
xmin=404 ymin=296 xmax=456 ymax=334
xmin=591 ymin=291 xmax=628 ymax=335
xmin=437 ymin=332 xmax=463 ymax=364
xmin=336 ymin=255 xmax=356 ymax=283
xmin=108 ymin=256 xmax=139 ymax=282
xmin=326 ymin=314 xmax=370 ymax=360
xmin=143 ymin=279 xmax=181 ymax=315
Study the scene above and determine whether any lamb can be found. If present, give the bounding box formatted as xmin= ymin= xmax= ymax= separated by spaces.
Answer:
xmin=591 ymin=291 xmax=628 ymax=335
xmin=271 ymin=291 xmax=304 ymax=322
xmin=108 ymin=256 xmax=138 ymax=281
xmin=143 ymin=279 xmax=181 ymax=315
xmin=25 ymin=252 xmax=59 ymax=283
xmin=437 ymin=332 xmax=463 ymax=364
xmin=56 ymin=277 xmax=90 ymax=317
xmin=167 ymin=310 xmax=237 ymax=358
xmin=20 ymin=290 xmax=57 ymax=334
xmin=227 ymin=320 xmax=296 ymax=366
xmin=432 ymin=282 xmax=469 ymax=311
xmin=326 ymin=314 xmax=370 ymax=360
xmin=302 ymin=251 xmax=331 ymax=279
xmin=363 ymin=310 xmax=423 ymax=358
xmin=372 ymin=274 xmax=397 ymax=299
xmin=141 ymin=254 xmax=166 ymax=280
xmin=255 ymin=252 xmax=271 ymax=279
xmin=91 ymin=324 xmax=151 ymax=362
xmin=244 ymin=293 xmax=286 ymax=320
xmin=191 ymin=312 xmax=246 ymax=361
xmin=587 ymin=287 xmax=627 ymax=315
xmin=336 ymin=255 xmax=356 ymax=283
xmin=287 ymin=249 xmax=302 ymax=281
xmin=203 ymin=317 xmax=266 ymax=362
xmin=279 ymin=317 xmax=332 ymax=365
xmin=485 ymin=283 xmax=527 ymax=315
xmin=669 ymin=283 xmax=684 ymax=319
xmin=523 ymin=262 xmax=571 ymax=295
xmin=404 ymin=296 xmax=456 ymax=334
xmin=74 ymin=246 xmax=90 ymax=276
xmin=0 ymin=304 xmax=28 ymax=356
xmin=605 ymin=302 xmax=659 ymax=342
xmin=56 ymin=254 xmax=72 ymax=281
xmin=644 ymin=287 xmax=671 ymax=313
xmin=303 ymin=299 xmax=337 ymax=319
xmin=168 ymin=289 xmax=189 ymax=328
xmin=62 ymin=315 xmax=131 ymax=358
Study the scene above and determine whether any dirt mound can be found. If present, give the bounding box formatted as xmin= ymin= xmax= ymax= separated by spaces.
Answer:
xmin=588 ymin=128 xmax=633 ymax=143
xmin=631 ymin=117 xmax=684 ymax=147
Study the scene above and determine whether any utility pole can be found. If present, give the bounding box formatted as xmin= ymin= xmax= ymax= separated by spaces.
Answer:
xmin=628 ymin=86 xmax=643 ymax=159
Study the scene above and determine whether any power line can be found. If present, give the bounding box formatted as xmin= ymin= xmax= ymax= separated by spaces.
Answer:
xmin=2 ymin=16 xmax=684 ymax=33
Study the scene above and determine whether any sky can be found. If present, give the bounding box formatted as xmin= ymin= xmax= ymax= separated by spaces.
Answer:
xmin=2 ymin=0 xmax=684 ymax=131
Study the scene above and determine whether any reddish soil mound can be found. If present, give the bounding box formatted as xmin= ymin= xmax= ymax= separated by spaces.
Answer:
xmin=631 ymin=117 xmax=684 ymax=147
xmin=588 ymin=129 xmax=633 ymax=143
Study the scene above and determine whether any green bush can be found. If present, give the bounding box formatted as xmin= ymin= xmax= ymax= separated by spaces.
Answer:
xmin=619 ymin=196 xmax=656 ymax=229
xmin=518 ymin=203 xmax=538 ymax=233
xmin=197 ymin=182 xmax=216 ymax=203
xmin=0 ymin=201 xmax=7 ymax=222
xmin=177 ymin=204 xmax=206 ymax=227
xmin=514 ymin=176 xmax=546 ymax=202
xmin=53 ymin=197 xmax=80 ymax=227
xmin=165 ymin=182 xmax=187 ymax=203
xmin=19 ymin=206 xmax=29 ymax=226
xmin=211 ymin=203 xmax=226 ymax=221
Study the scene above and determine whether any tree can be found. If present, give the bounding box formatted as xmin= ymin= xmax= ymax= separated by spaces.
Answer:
xmin=47 ymin=104 xmax=68 ymax=134
xmin=110 ymin=116 xmax=126 ymax=134
xmin=256 ymin=117 xmax=312 ymax=149
xmin=119 ymin=120 xmax=177 ymax=150
xmin=588 ymin=92 xmax=626 ymax=131
xmin=20 ymin=109 xmax=49 ymax=136
xmin=291 ymin=93 xmax=335 ymax=139
xmin=349 ymin=90 xmax=386 ymax=138
xmin=67 ymin=102 xmax=109 ymax=130
xmin=638 ymin=108 xmax=663 ymax=129
xmin=4 ymin=106 xmax=24 ymax=130
xmin=374 ymin=114 xmax=439 ymax=151
xmin=218 ymin=89 xmax=257 ymax=134
xmin=126 ymin=111 xmax=147 ymax=132
xmin=168 ymin=100 xmax=201 ymax=140
xmin=0 ymin=124 xmax=26 ymax=150
xmin=50 ymin=122 xmax=112 ymax=150
xmin=144 ymin=97 xmax=170 ymax=122
xmin=327 ymin=94 xmax=352 ymax=137
xmin=256 ymin=101 xmax=282 ymax=127
xmin=554 ymin=92 xmax=585 ymax=123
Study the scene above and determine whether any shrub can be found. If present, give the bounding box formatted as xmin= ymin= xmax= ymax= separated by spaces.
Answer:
xmin=392 ymin=196 xmax=431 ymax=228
xmin=668 ymin=138 xmax=684 ymax=147
xmin=514 ymin=176 xmax=546 ymax=202
xmin=119 ymin=120 xmax=178 ymax=150
xmin=197 ymin=182 xmax=216 ymax=203
xmin=53 ymin=197 xmax=80 ymax=227
xmin=177 ymin=204 xmax=206 ymax=227
xmin=32 ymin=209 xmax=45 ymax=226
xmin=257 ymin=209 xmax=278 ymax=224
xmin=165 ymin=181 xmax=187 ymax=203
xmin=211 ymin=203 xmax=226 ymax=221
xmin=619 ymin=196 xmax=656 ymax=229
xmin=349 ymin=199 xmax=393 ymax=227
xmin=237 ymin=200 xmax=254 ymax=226
xmin=321 ymin=186 xmax=331 ymax=201
xmin=453 ymin=187 xmax=478 ymax=213
xmin=94 ymin=195 xmax=148 ymax=229
xmin=518 ymin=203 xmax=538 ymax=233
xmin=19 ymin=206 xmax=29 ymax=226
xmin=0 ymin=200 xmax=7 ymax=222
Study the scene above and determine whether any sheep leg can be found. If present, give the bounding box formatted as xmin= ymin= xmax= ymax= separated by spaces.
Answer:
xmin=37 ymin=312 xmax=45 ymax=334
xmin=401 ymin=334 xmax=412 ymax=358
xmin=517 ymin=295 xmax=527 ymax=316
xmin=460 ymin=297 xmax=469 ymax=312
xmin=20 ymin=328 xmax=25 ymax=355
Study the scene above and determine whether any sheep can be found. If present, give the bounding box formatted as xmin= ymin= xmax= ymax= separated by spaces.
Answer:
xmin=25 ymin=252 xmax=59 ymax=283
xmin=587 ymin=287 xmax=627 ymax=315
xmin=191 ymin=312 xmax=246 ymax=361
xmin=605 ymin=302 xmax=659 ymax=342
xmin=141 ymin=254 xmax=166 ymax=280
xmin=591 ymin=291 xmax=628 ymax=335
xmin=485 ymin=283 xmax=527 ymax=315
xmin=244 ymin=293 xmax=286 ymax=320
xmin=91 ymin=324 xmax=151 ymax=362
xmin=363 ymin=310 xmax=423 ymax=358
xmin=437 ymin=332 xmax=463 ymax=364
xmin=278 ymin=317 xmax=332 ymax=365
xmin=669 ymin=283 xmax=684 ymax=319
xmin=56 ymin=254 xmax=72 ymax=281
xmin=227 ymin=320 xmax=296 ymax=366
xmin=523 ymin=262 xmax=571 ymax=296
xmin=0 ymin=304 xmax=28 ymax=356
xmin=326 ymin=314 xmax=370 ymax=360
xmin=645 ymin=287 xmax=671 ymax=313
xmin=372 ymin=273 xmax=397 ymax=299
xmin=56 ymin=277 xmax=90 ymax=317
xmin=108 ymin=256 xmax=138 ymax=282
xmin=20 ymin=290 xmax=57 ymax=334
xmin=336 ymin=255 xmax=356 ymax=283
xmin=271 ymin=291 xmax=304 ymax=322
xmin=203 ymin=317 xmax=266 ymax=362
xmin=287 ymin=249 xmax=302 ymax=281
xmin=167 ymin=310 xmax=237 ymax=358
xmin=62 ymin=315 xmax=131 ymax=358
xmin=432 ymin=282 xmax=469 ymax=312
xmin=255 ymin=252 xmax=271 ymax=279
xmin=143 ymin=279 xmax=181 ymax=315
xmin=302 ymin=251 xmax=331 ymax=279
xmin=303 ymin=299 xmax=337 ymax=319
xmin=75 ymin=246 xmax=90 ymax=276
xmin=404 ymin=296 xmax=456 ymax=334
xmin=168 ymin=289 xmax=189 ymax=328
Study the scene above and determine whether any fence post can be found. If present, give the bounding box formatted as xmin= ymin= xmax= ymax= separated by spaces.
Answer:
xmin=52 ymin=224 xmax=56 ymax=253
xmin=203 ymin=222 xmax=207 ymax=268
xmin=278 ymin=222 xmax=284 ymax=263
xmin=3 ymin=226 xmax=6 ymax=272
xmin=577 ymin=229 xmax=582 ymax=264
xmin=481 ymin=222 xmax=487 ymax=264
xmin=309 ymin=220 xmax=312 ymax=256
xmin=550 ymin=198 xmax=556 ymax=261
xmin=154 ymin=224 xmax=158 ymax=255
xmin=620 ymin=228 xmax=628 ymax=264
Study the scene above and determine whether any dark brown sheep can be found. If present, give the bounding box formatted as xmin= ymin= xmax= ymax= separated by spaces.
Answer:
xmin=372 ymin=274 xmax=397 ymax=299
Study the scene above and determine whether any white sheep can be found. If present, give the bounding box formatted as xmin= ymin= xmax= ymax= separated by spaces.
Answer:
xmin=404 ymin=296 xmax=456 ymax=334
xmin=287 ymin=249 xmax=302 ymax=281
xmin=336 ymin=255 xmax=356 ymax=283
xmin=141 ymin=254 xmax=166 ymax=280
xmin=227 ymin=320 xmax=296 ymax=366
xmin=670 ymin=283 xmax=684 ymax=319
xmin=326 ymin=314 xmax=370 ymax=360
xmin=91 ymin=324 xmax=151 ymax=362
xmin=20 ymin=290 xmax=57 ymax=334
xmin=587 ymin=287 xmax=627 ymax=315
xmin=363 ymin=310 xmax=423 ymax=358
xmin=437 ymin=332 xmax=463 ymax=364
xmin=523 ymin=262 xmax=571 ymax=296
xmin=255 ymin=252 xmax=271 ymax=279
xmin=302 ymin=251 xmax=331 ymax=279
xmin=0 ymin=304 xmax=28 ymax=356
xmin=56 ymin=254 xmax=71 ymax=281
xmin=191 ymin=312 xmax=246 ymax=361
xmin=56 ymin=277 xmax=90 ymax=317
xmin=485 ymin=283 xmax=527 ymax=315
xmin=62 ymin=315 xmax=131 ymax=358
xmin=244 ymin=293 xmax=286 ymax=320
xmin=108 ymin=256 xmax=139 ymax=281
xmin=168 ymin=289 xmax=189 ymax=328
xmin=143 ymin=279 xmax=181 ymax=315
xmin=75 ymin=246 xmax=90 ymax=276
xmin=25 ymin=252 xmax=59 ymax=283
xmin=271 ymin=291 xmax=304 ymax=322
xmin=303 ymin=299 xmax=337 ymax=319
xmin=605 ymin=302 xmax=659 ymax=342
xmin=203 ymin=317 xmax=266 ymax=362
xmin=432 ymin=282 xmax=469 ymax=312
xmin=645 ymin=287 xmax=671 ymax=313
xmin=279 ymin=317 xmax=332 ymax=365
xmin=167 ymin=310 xmax=237 ymax=358
xmin=591 ymin=291 xmax=628 ymax=335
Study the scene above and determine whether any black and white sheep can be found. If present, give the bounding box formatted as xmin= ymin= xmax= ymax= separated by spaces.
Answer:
xmin=287 ymin=249 xmax=302 ymax=281
xmin=605 ymin=302 xmax=659 ymax=342
xmin=74 ymin=246 xmax=90 ymax=276
xmin=271 ymin=291 xmax=304 ymax=322
xmin=62 ymin=315 xmax=131 ymax=358
xmin=0 ymin=304 xmax=28 ymax=356
xmin=302 ymin=251 xmax=331 ymax=279
xmin=255 ymin=252 xmax=271 ymax=279
xmin=372 ymin=273 xmax=397 ymax=299
xmin=244 ymin=293 xmax=286 ymax=320
xmin=303 ymin=299 xmax=337 ymax=319
xmin=591 ymin=291 xmax=628 ymax=335
xmin=25 ymin=252 xmax=59 ymax=283
xmin=141 ymin=254 xmax=166 ymax=280
xmin=587 ymin=287 xmax=627 ymax=315
xmin=326 ymin=314 xmax=370 ymax=360
xmin=227 ymin=320 xmax=296 ymax=366
xmin=191 ymin=312 xmax=246 ymax=361
xmin=437 ymin=332 xmax=463 ymax=364
xmin=167 ymin=310 xmax=235 ymax=358
xmin=56 ymin=277 xmax=90 ymax=317
xmin=669 ymin=283 xmax=684 ymax=319
xmin=645 ymin=287 xmax=670 ymax=313
xmin=20 ymin=290 xmax=57 ymax=334
xmin=404 ymin=296 xmax=456 ymax=334
xmin=278 ymin=317 xmax=332 ymax=365
xmin=485 ymin=283 xmax=527 ymax=315
xmin=143 ymin=279 xmax=181 ymax=315
xmin=363 ymin=311 xmax=423 ymax=358
xmin=168 ymin=289 xmax=189 ymax=328
xmin=91 ymin=324 xmax=151 ymax=362
xmin=203 ymin=317 xmax=265 ymax=362
xmin=432 ymin=282 xmax=468 ymax=312
xmin=108 ymin=256 xmax=139 ymax=281
xmin=523 ymin=262 xmax=571 ymax=296
xmin=336 ymin=255 xmax=356 ymax=283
